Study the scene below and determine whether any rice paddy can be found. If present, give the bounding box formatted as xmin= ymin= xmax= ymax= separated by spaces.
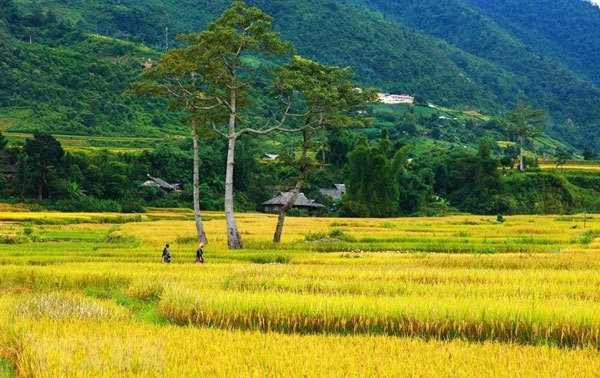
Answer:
xmin=0 ymin=207 xmax=599 ymax=376
xmin=0 ymin=130 xmax=180 ymax=152
xmin=538 ymin=159 xmax=600 ymax=171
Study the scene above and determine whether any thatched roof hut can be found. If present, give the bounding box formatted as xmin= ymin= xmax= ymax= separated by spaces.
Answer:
xmin=262 ymin=192 xmax=325 ymax=214
xmin=142 ymin=174 xmax=182 ymax=192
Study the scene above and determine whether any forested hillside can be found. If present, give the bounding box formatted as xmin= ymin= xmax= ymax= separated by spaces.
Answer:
xmin=0 ymin=0 xmax=183 ymax=136
xmin=360 ymin=0 xmax=600 ymax=147
xmin=465 ymin=0 xmax=600 ymax=86
xmin=8 ymin=0 xmax=512 ymax=111
xmin=6 ymin=0 xmax=600 ymax=148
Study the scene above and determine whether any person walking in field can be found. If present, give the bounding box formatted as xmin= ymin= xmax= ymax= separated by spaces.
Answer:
xmin=196 ymin=242 xmax=204 ymax=263
xmin=162 ymin=243 xmax=171 ymax=263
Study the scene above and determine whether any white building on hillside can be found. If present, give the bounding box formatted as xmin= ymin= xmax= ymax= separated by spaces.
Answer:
xmin=377 ymin=93 xmax=414 ymax=105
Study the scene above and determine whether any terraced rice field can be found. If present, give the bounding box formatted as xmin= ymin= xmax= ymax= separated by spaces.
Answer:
xmin=538 ymin=159 xmax=600 ymax=171
xmin=0 ymin=207 xmax=599 ymax=376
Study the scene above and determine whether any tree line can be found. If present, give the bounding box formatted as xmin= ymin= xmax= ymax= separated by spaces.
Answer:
xmin=1 ymin=127 xmax=595 ymax=218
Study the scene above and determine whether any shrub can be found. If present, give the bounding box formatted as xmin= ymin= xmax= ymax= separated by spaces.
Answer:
xmin=288 ymin=208 xmax=307 ymax=217
xmin=579 ymin=230 xmax=600 ymax=245
xmin=304 ymin=229 xmax=356 ymax=242
xmin=499 ymin=173 xmax=575 ymax=214
xmin=305 ymin=232 xmax=328 ymax=242
xmin=328 ymin=229 xmax=356 ymax=242
xmin=249 ymin=255 xmax=291 ymax=264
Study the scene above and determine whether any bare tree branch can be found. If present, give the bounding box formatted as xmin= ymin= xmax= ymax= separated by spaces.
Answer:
xmin=211 ymin=121 xmax=229 ymax=138
xmin=215 ymin=96 xmax=233 ymax=113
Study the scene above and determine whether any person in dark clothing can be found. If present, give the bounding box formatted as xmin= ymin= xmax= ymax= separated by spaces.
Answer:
xmin=162 ymin=243 xmax=171 ymax=263
xmin=195 ymin=242 xmax=204 ymax=263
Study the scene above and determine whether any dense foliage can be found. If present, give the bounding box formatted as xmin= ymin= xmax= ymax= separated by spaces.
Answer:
xmin=338 ymin=133 xmax=600 ymax=216
xmin=1 ymin=128 xmax=600 ymax=216
xmin=465 ymin=0 xmax=600 ymax=87
xmin=0 ymin=2 xmax=183 ymax=136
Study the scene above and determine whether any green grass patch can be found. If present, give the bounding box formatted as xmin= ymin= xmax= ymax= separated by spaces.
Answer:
xmin=578 ymin=230 xmax=600 ymax=245
xmin=90 ymin=215 xmax=143 ymax=224
xmin=305 ymin=229 xmax=356 ymax=243
xmin=175 ymin=235 xmax=199 ymax=244
xmin=0 ymin=235 xmax=28 ymax=244
xmin=32 ymin=229 xmax=107 ymax=242
xmin=84 ymin=286 xmax=163 ymax=324
xmin=112 ymin=292 xmax=163 ymax=324
xmin=0 ymin=358 xmax=15 ymax=378
xmin=249 ymin=255 xmax=291 ymax=264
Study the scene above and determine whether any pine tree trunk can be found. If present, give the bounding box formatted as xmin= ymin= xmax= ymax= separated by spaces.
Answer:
xmin=192 ymin=120 xmax=208 ymax=244
xmin=225 ymin=134 xmax=243 ymax=249
xmin=224 ymin=83 xmax=243 ymax=249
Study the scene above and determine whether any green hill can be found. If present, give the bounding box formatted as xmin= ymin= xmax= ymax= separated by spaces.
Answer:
xmin=466 ymin=0 xmax=600 ymax=86
xmin=360 ymin=0 xmax=600 ymax=147
xmin=3 ymin=0 xmax=600 ymax=150
xmin=0 ymin=2 xmax=184 ymax=137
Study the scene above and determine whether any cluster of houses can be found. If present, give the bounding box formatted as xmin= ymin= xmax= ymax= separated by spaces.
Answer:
xmin=143 ymin=174 xmax=345 ymax=214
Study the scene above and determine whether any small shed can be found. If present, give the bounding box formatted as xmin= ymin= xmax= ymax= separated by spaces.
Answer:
xmin=319 ymin=184 xmax=346 ymax=199
xmin=142 ymin=174 xmax=182 ymax=192
xmin=262 ymin=192 xmax=325 ymax=214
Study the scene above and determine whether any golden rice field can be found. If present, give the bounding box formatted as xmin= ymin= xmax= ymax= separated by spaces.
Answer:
xmin=0 ymin=206 xmax=599 ymax=377
xmin=538 ymin=159 xmax=600 ymax=171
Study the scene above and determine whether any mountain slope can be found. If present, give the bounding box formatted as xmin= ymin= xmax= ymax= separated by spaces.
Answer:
xmin=6 ymin=0 xmax=600 ymax=148
xmin=11 ymin=0 xmax=506 ymax=108
xmin=0 ymin=5 xmax=184 ymax=136
xmin=358 ymin=0 xmax=600 ymax=146
xmin=465 ymin=0 xmax=600 ymax=86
